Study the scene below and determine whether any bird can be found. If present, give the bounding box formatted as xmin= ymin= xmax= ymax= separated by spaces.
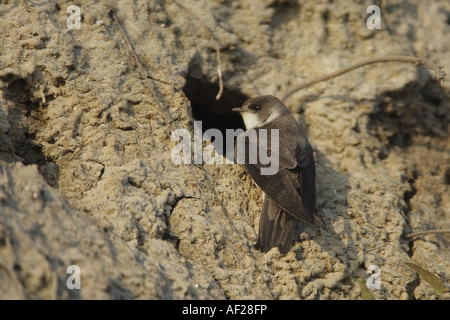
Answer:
xmin=232 ymin=95 xmax=321 ymax=254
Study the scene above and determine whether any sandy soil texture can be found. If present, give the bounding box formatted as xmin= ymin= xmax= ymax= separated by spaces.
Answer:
xmin=0 ymin=0 xmax=449 ymax=299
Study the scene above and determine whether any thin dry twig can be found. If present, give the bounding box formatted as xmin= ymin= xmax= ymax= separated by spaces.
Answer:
xmin=110 ymin=10 xmax=206 ymax=198
xmin=405 ymin=229 xmax=450 ymax=239
xmin=111 ymin=12 xmax=169 ymax=124
xmin=282 ymin=55 xmax=446 ymax=102
xmin=171 ymin=0 xmax=224 ymax=100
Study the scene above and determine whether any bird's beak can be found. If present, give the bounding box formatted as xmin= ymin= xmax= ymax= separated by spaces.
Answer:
xmin=232 ymin=107 xmax=245 ymax=112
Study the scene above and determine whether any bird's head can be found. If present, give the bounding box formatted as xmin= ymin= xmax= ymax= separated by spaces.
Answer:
xmin=232 ymin=95 xmax=289 ymax=129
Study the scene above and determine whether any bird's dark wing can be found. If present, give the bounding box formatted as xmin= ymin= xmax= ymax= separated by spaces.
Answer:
xmin=278 ymin=147 xmax=297 ymax=169
xmin=295 ymin=139 xmax=313 ymax=168
xmin=295 ymin=142 xmax=317 ymax=215
xmin=238 ymin=101 xmax=320 ymax=253
xmin=240 ymin=127 xmax=316 ymax=224
xmin=243 ymin=162 xmax=314 ymax=224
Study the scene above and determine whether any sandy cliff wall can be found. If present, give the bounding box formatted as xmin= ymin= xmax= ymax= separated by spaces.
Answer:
xmin=0 ymin=0 xmax=449 ymax=299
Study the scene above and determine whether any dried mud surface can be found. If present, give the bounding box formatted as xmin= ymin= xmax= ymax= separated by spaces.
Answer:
xmin=0 ymin=0 xmax=449 ymax=299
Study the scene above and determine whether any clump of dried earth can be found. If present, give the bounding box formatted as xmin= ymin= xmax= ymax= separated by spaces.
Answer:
xmin=0 ymin=0 xmax=449 ymax=299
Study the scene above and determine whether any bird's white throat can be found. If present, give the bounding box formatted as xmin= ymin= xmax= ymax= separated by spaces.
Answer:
xmin=241 ymin=112 xmax=261 ymax=129
xmin=241 ymin=110 xmax=280 ymax=129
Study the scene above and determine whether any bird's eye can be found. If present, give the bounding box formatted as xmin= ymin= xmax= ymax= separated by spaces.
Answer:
xmin=250 ymin=104 xmax=261 ymax=111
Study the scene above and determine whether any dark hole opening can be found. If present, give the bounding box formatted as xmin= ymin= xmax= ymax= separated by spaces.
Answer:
xmin=182 ymin=75 xmax=249 ymax=159
xmin=183 ymin=75 xmax=248 ymax=133
xmin=444 ymin=167 xmax=450 ymax=185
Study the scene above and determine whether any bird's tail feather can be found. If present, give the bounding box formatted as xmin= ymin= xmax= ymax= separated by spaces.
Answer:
xmin=255 ymin=199 xmax=295 ymax=254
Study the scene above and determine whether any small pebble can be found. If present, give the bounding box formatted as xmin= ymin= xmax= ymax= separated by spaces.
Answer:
xmin=84 ymin=13 xmax=96 ymax=25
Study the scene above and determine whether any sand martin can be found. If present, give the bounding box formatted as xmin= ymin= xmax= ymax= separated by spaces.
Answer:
xmin=232 ymin=95 xmax=321 ymax=254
